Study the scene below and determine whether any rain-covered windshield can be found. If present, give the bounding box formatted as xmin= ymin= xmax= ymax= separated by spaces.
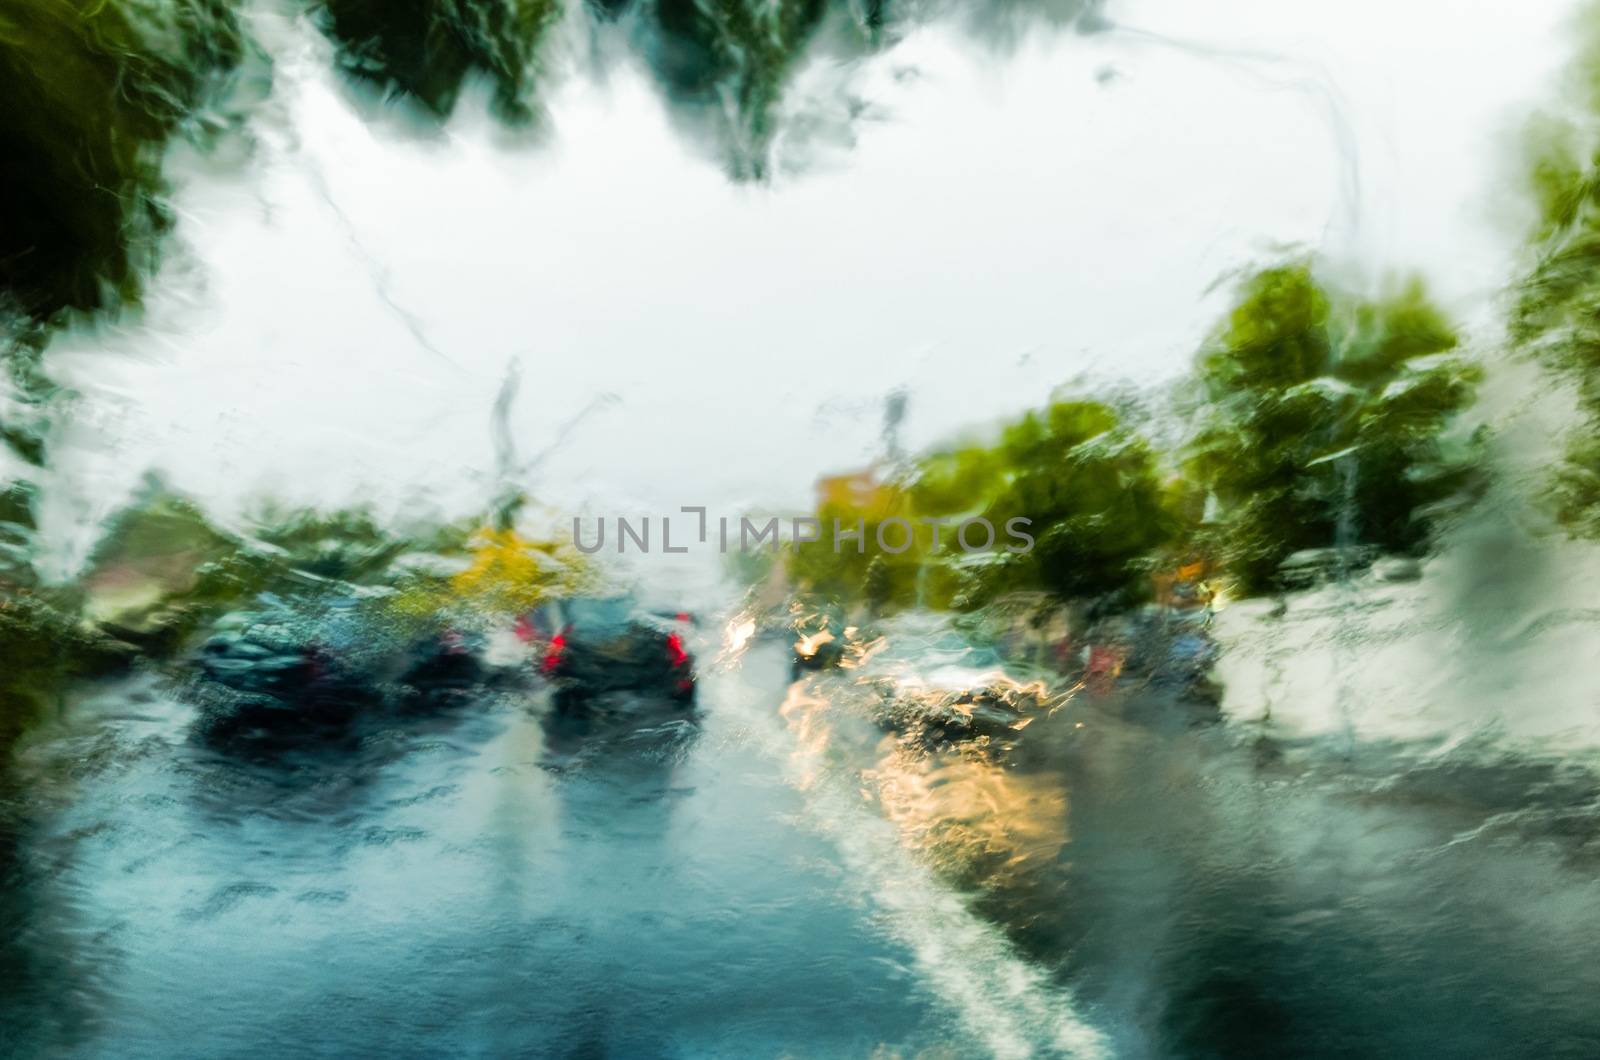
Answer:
xmin=5 ymin=1 xmax=1600 ymax=1056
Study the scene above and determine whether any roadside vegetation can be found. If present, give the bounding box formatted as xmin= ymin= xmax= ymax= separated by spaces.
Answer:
xmin=1186 ymin=265 xmax=1482 ymax=594
xmin=0 ymin=474 xmax=591 ymax=757
xmin=789 ymin=398 xmax=1179 ymax=611
xmin=1511 ymin=3 xmax=1600 ymax=535
xmin=783 ymin=261 xmax=1483 ymax=614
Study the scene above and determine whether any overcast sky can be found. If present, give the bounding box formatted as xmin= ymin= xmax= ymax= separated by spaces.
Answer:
xmin=38 ymin=0 xmax=1575 ymax=564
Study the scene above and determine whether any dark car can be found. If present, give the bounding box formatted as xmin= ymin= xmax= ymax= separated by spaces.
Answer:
xmin=194 ymin=595 xmax=489 ymax=739
xmin=870 ymin=675 xmax=1052 ymax=760
xmin=787 ymin=601 xmax=871 ymax=678
xmin=394 ymin=627 xmax=490 ymax=704
xmin=196 ymin=596 xmax=379 ymax=735
xmin=534 ymin=597 xmax=695 ymax=712
xmin=792 ymin=628 xmax=847 ymax=676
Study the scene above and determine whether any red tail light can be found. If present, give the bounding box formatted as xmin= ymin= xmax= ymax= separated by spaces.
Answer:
xmin=666 ymin=632 xmax=689 ymax=668
xmin=542 ymin=632 xmax=567 ymax=674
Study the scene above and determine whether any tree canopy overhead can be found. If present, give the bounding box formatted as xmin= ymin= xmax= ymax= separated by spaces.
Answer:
xmin=0 ymin=0 xmax=1103 ymax=350
xmin=0 ymin=0 xmax=255 ymax=323
xmin=312 ymin=0 xmax=562 ymax=124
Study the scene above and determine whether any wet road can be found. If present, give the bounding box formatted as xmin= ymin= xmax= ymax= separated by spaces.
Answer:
xmin=773 ymin=612 xmax=1600 ymax=1059
xmin=5 ymin=626 xmax=1600 ymax=1058
xmin=0 ymin=642 xmax=1100 ymax=1059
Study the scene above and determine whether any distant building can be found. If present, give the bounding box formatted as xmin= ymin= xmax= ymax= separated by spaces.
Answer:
xmin=814 ymin=466 xmax=898 ymax=518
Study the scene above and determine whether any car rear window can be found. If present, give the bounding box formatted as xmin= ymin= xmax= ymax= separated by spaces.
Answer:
xmin=566 ymin=597 xmax=634 ymax=630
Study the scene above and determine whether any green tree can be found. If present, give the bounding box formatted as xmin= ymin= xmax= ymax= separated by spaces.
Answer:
xmin=1510 ymin=3 xmax=1600 ymax=535
xmin=975 ymin=401 xmax=1177 ymax=603
xmin=0 ymin=0 xmax=254 ymax=324
xmin=1189 ymin=264 xmax=1481 ymax=593
xmin=788 ymin=398 xmax=1177 ymax=612
xmin=789 ymin=489 xmax=924 ymax=610
xmin=0 ymin=0 xmax=262 ymax=482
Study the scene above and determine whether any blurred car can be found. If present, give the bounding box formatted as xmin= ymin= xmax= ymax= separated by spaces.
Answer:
xmin=1094 ymin=606 xmax=1221 ymax=706
xmin=787 ymin=600 xmax=852 ymax=677
xmin=792 ymin=627 xmax=847 ymax=676
xmin=396 ymin=627 xmax=488 ymax=701
xmin=786 ymin=599 xmax=908 ymax=678
xmin=196 ymin=596 xmax=378 ymax=734
xmin=195 ymin=595 xmax=489 ymax=737
xmin=1276 ymin=545 xmax=1378 ymax=589
xmin=868 ymin=671 xmax=1055 ymax=760
xmin=1148 ymin=608 xmax=1222 ymax=706
xmin=532 ymin=596 xmax=695 ymax=712
xmin=880 ymin=684 xmax=1027 ymax=745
